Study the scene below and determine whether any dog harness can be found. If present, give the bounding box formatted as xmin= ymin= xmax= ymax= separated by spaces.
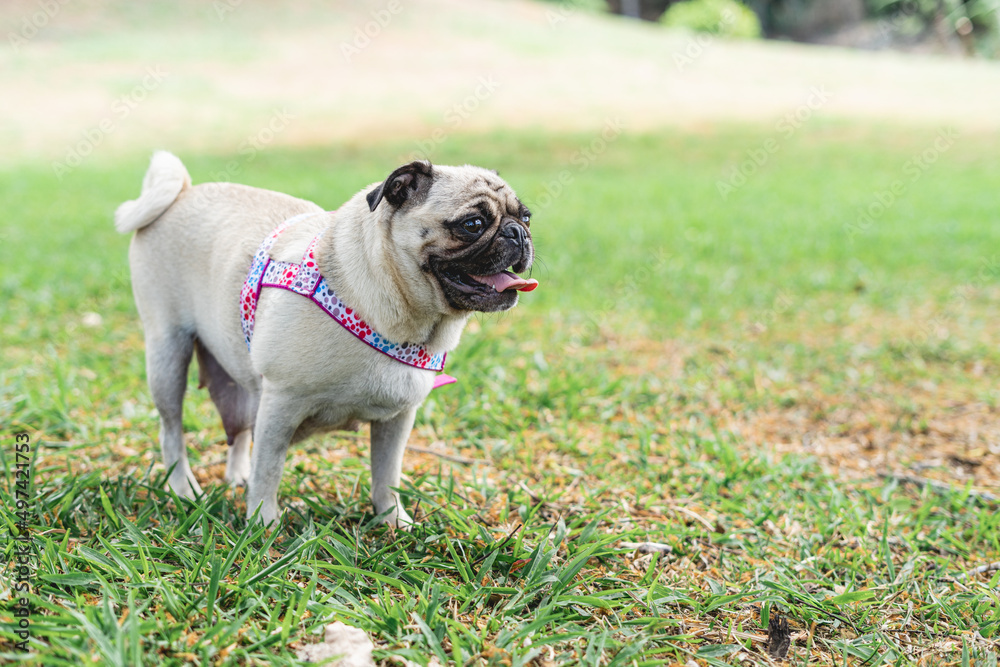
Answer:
xmin=240 ymin=212 xmax=455 ymax=388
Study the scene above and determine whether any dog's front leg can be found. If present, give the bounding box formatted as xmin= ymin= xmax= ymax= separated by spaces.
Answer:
xmin=370 ymin=406 xmax=418 ymax=528
xmin=245 ymin=388 xmax=304 ymax=526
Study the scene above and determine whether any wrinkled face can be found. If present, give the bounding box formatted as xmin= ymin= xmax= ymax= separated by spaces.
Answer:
xmin=366 ymin=161 xmax=536 ymax=313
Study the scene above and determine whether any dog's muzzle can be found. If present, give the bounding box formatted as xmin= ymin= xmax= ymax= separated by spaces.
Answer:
xmin=431 ymin=221 xmax=537 ymax=312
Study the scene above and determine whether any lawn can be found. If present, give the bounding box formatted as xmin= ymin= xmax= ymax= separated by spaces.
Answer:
xmin=1 ymin=123 xmax=999 ymax=665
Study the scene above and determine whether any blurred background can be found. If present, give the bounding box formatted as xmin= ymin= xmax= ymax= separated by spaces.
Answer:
xmin=3 ymin=0 xmax=1000 ymax=165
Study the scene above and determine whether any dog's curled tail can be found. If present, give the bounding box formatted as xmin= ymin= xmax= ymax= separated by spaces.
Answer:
xmin=114 ymin=151 xmax=191 ymax=234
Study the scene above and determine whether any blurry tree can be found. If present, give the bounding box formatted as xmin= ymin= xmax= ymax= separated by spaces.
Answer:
xmin=604 ymin=0 xmax=866 ymax=29
xmin=660 ymin=0 xmax=762 ymax=36
xmin=864 ymin=0 xmax=1000 ymax=55
xmin=743 ymin=0 xmax=865 ymax=37
xmin=604 ymin=0 xmax=678 ymax=21
xmin=596 ymin=0 xmax=998 ymax=54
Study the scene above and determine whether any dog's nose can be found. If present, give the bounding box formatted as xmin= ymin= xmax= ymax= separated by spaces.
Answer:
xmin=500 ymin=223 xmax=526 ymax=246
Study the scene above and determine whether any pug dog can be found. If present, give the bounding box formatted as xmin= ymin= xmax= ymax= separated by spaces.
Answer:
xmin=115 ymin=152 xmax=537 ymax=527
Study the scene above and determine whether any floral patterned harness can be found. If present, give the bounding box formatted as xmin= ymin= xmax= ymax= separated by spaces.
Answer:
xmin=240 ymin=212 xmax=455 ymax=388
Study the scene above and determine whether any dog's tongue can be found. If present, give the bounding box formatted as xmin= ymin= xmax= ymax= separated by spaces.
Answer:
xmin=470 ymin=271 xmax=539 ymax=293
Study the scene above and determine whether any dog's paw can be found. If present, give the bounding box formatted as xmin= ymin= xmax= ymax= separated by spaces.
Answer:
xmin=247 ymin=503 xmax=282 ymax=528
xmin=226 ymin=431 xmax=252 ymax=488
xmin=167 ymin=469 xmax=203 ymax=500
xmin=224 ymin=464 xmax=250 ymax=488
xmin=376 ymin=505 xmax=414 ymax=530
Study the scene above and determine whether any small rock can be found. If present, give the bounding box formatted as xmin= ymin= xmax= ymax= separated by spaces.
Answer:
xmin=620 ymin=541 xmax=672 ymax=554
xmin=81 ymin=312 xmax=103 ymax=328
xmin=387 ymin=657 xmax=442 ymax=667
xmin=296 ymin=622 xmax=375 ymax=666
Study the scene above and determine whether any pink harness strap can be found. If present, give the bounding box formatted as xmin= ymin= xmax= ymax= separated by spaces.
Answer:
xmin=240 ymin=212 xmax=310 ymax=346
xmin=240 ymin=213 xmax=451 ymax=377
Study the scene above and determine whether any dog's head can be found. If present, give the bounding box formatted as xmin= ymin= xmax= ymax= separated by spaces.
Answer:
xmin=365 ymin=160 xmax=537 ymax=313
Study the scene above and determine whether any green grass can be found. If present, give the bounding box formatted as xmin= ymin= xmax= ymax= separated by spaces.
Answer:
xmin=2 ymin=125 xmax=1000 ymax=665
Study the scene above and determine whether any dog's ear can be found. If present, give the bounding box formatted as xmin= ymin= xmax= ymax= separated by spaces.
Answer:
xmin=366 ymin=160 xmax=433 ymax=212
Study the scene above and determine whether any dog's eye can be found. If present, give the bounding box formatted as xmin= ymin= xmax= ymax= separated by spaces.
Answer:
xmin=521 ymin=215 xmax=530 ymax=224
xmin=462 ymin=217 xmax=484 ymax=235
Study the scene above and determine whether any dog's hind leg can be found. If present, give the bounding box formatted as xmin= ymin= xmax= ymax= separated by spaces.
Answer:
xmin=194 ymin=340 xmax=256 ymax=488
xmin=146 ymin=331 xmax=203 ymax=499
xmin=226 ymin=430 xmax=252 ymax=487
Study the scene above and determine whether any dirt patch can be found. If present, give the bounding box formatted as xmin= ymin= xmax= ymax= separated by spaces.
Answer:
xmin=603 ymin=314 xmax=1000 ymax=496
xmin=731 ymin=393 xmax=1000 ymax=494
